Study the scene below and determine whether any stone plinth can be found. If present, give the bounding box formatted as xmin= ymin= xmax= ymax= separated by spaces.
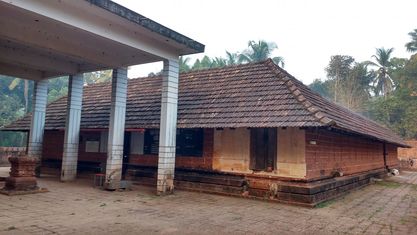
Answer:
xmin=0 ymin=155 xmax=48 ymax=195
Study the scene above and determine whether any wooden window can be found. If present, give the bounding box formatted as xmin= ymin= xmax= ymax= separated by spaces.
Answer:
xmin=143 ymin=129 xmax=159 ymax=155
xmin=130 ymin=131 xmax=144 ymax=155
xmin=85 ymin=135 xmax=100 ymax=153
xmin=176 ymin=129 xmax=204 ymax=157
xmin=143 ymin=128 xmax=204 ymax=157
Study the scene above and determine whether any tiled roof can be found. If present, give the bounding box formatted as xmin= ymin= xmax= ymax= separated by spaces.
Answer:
xmin=3 ymin=59 xmax=407 ymax=146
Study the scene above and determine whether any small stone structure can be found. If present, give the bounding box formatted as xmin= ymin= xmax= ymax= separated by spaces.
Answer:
xmin=398 ymin=140 xmax=417 ymax=170
xmin=0 ymin=154 xmax=47 ymax=195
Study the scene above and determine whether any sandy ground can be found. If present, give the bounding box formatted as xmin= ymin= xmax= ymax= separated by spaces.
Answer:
xmin=0 ymin=167 xmax=416 ymax=235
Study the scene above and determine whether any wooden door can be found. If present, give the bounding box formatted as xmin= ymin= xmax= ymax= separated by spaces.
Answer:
xmin=122 ymin=132 xmax=131 ymax=178
xmin=250 ymin=128 xmax=277 ymax=171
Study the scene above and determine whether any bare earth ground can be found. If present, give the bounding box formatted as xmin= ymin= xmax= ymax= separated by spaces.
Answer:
xmin=0 ymin=167 xmax=416 ymax=235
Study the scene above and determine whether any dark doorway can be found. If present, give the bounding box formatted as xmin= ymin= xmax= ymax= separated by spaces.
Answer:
xmin=250 ymin=128 xmax=277 ymax=171
xmin=122 ymin=132 xmax=131 ymax=179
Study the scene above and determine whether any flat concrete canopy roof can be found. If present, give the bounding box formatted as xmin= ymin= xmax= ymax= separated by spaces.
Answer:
xmin=0 ymin=0 xmax=204 ymax=80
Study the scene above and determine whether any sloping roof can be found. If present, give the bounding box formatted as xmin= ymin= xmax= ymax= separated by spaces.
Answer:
xmin=3 ymin=59 xmax=407 ymax=147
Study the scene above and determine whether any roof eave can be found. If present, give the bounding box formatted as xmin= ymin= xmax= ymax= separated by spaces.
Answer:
xmin=85 ymin=0 xmax=205 ymax=54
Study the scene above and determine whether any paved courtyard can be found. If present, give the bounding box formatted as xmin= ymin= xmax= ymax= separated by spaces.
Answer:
xmin=0 ymin=168 xmax=416 ymax=235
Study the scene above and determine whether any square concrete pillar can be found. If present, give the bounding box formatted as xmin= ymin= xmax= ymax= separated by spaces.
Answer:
xmin=27 ymin=79 xmax=48 ymax=175
xmin=105 ymin=68 xmax=128 ymax=190
xmin=157 ymin=59 xmax=179 ymax=195
xmin=61 ymin=74 xmax=84 ymax=181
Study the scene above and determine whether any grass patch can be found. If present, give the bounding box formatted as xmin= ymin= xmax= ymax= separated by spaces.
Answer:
xmin=315 ymin=199 xmax=336 ymax=208
xmin=374 ymin=181 xmax=401 ymax=188
xmin=411 ymin=185 xmax=417 ymax=191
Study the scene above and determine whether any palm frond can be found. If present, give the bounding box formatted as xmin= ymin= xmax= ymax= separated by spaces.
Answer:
xmin=8 ymin=78 xmax=20 ymax=90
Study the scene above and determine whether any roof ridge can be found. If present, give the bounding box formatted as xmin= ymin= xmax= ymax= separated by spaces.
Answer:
xmin=173 ymin=59 xmax=269 ymax=76
xmin=263 ymin=59 xmax=336 ymax=126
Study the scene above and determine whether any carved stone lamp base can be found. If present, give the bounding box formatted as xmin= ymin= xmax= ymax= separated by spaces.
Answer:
xmin=0 ymin=155 xmax=48 ymax=196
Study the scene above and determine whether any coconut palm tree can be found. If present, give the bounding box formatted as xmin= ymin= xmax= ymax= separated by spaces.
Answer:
xmin=238 ymin=40 xmax=285 ymax=67
xmin=405 ymin=29 xmax=417 ymax=53
xmin=367 ymin=48 xmax=394 ymax=97
xmin=179 ymin=56 xmax=191 ymax=72
xmin=212 ymin=57 xmax=227 ymax=68
xmin=225 ymin=51 xmax=239 ymax=65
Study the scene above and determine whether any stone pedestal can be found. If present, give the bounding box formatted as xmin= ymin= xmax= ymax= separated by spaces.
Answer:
xmin=0 ymin=155 xmax=48 ymax=195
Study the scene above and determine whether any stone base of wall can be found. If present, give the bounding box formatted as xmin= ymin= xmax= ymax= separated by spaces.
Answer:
xmin=126 ymin=166 xmax=387 ymax=207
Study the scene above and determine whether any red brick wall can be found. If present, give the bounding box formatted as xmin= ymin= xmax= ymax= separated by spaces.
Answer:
xmin=398 ymin=140 xmax=417 ymax=160
xmin=42 ymin=131 xmax=107 ymax=163
xmin=42 ymin=129 xmax=214 ymax=170
xmin=129 ymin=129 xmax=214 ymax=170
xmin=386 ymin=143 xmax=399 ymax=167
xmin=305 ymin=129 xmax=399 ymax=180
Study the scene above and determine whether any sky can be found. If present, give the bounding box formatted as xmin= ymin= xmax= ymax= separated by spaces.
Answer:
xmin=114 ymin=0 xmax=417 ymax=84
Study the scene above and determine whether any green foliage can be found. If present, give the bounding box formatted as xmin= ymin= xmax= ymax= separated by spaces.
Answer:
xmin=309 ymin=79 xmax=331 ymax=99
xmin=239 ymin=40 xmax=285 ymax=67
xmin=367 ymin=48 xmax=395 ymax=97
xmin=315 ymin=198 xmax=338 ymax=208
xmin=405 ymin=29 xmax=417 ymax=53
xmin=180 ymin=39 xmax=285 ymax=72
xmin=48 ymin=76 xmax=68 ymax=103
xmin=225 ymin=51 xmax=239 ymax=65
xmin=325 ymin=55 xmax=356 ymax=104
xmin=0 ymin=76 xmax=29 ymax=127
xmin=368 ymin=55 xmax=417 ymax=139
xmin=324 ymin=57 xmax=375 ymax=112
xmin=0 ymin=91 xmax=25 ymax=127
xmin=318 ymin=50 xmax=416 ymax=137
xmin=0 ymin=71 xmax=111 ymax=146
xmin=84 ymin=70 xmax=112 ymax=85
xmin=179 ymin=56 xmax=191 ymax=73
xmin=325 ymin=55 xmax=355 ymax=81
xmin=374 ymin=181 xmax=402 ymax=188
xmin=0 ymin=131 xmax=26 ymax=147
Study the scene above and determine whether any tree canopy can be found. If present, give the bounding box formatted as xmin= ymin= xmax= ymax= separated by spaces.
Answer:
xmin=405 ymin=29 xmax=417 ymax=53
xmin=310 ymin=37 xmax=417 ymax=139
xmin=179 ymin=40 xmax=285 ymax=72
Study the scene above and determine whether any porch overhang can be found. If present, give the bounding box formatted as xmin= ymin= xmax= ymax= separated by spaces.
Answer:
xmin=0 ymin=0 xmax=204 ymax=80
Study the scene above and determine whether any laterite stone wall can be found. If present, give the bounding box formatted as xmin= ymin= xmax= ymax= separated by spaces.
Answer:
xmin=305 ymin=129 xmax=399 ymax=180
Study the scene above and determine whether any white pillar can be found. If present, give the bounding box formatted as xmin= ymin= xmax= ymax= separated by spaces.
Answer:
xmin=157 ymin=59 xmax=179 ymax=195
xmin=28 ymin=79 xmax=48 ymax=175
xmin=105 ymin=68 xmax=127 ymax=190
xmin=61 ymin=74 xmax=83 ymax=181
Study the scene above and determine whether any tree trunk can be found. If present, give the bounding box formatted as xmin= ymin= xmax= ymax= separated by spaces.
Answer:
xmin=24 ymin=79 xmax=28 ymax=113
